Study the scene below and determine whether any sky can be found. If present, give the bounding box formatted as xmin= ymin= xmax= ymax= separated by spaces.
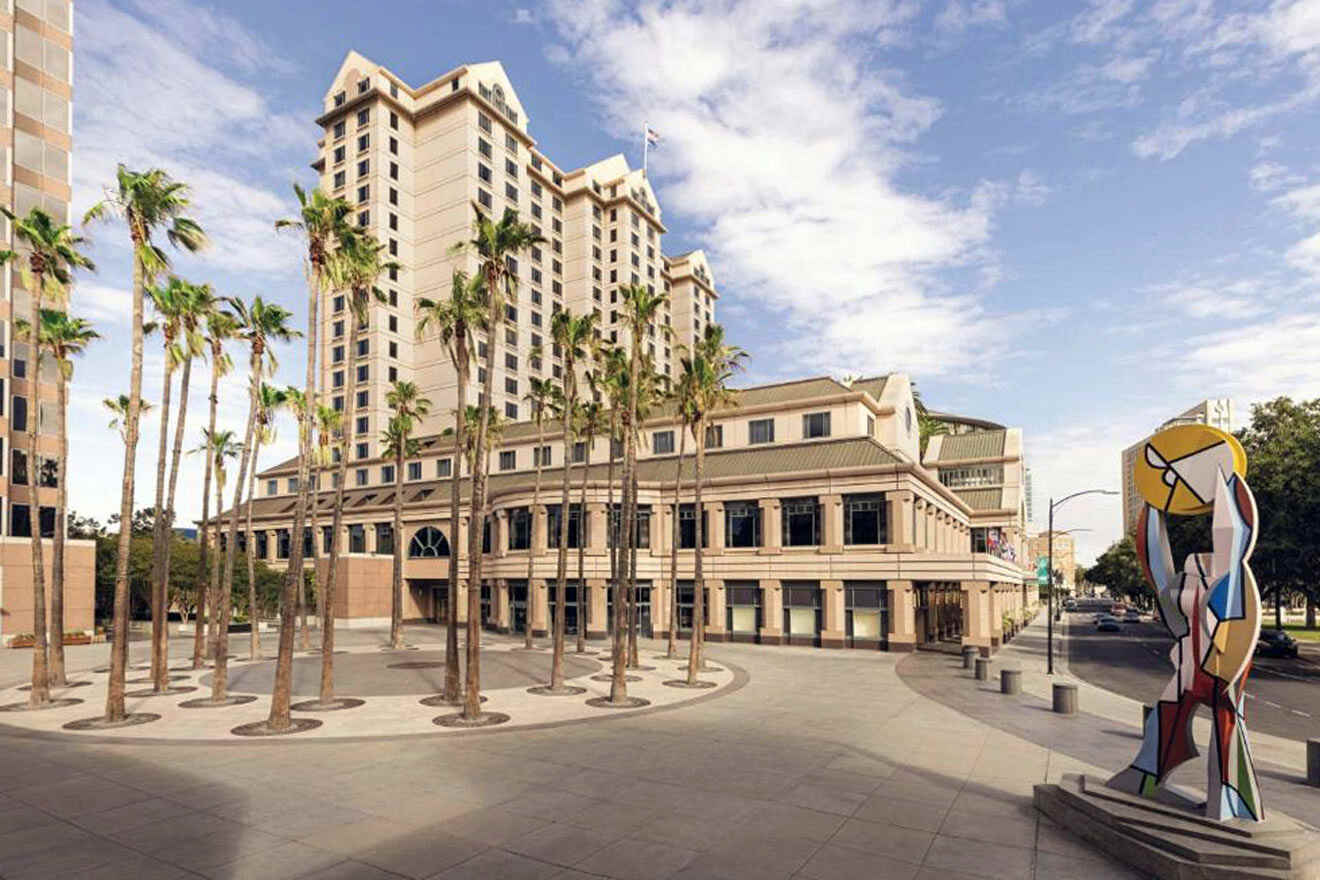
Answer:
xmin=63 ymin=0 xmax=1320 ymax=564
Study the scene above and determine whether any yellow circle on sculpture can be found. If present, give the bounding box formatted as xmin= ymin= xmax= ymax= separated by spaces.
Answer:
xmin=1133 ymin=424 xmax=1247 ymax=516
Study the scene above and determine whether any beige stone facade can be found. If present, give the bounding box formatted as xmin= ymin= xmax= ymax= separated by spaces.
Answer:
xmin=1027 ymin=531 xmax=1075 ymax=593
xmin=221 ymin=374 xmax=1036 ymax=656
xmin=0 ymin=1 xmax=93 ymax=645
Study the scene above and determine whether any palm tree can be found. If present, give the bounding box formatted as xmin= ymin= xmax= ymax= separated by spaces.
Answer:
xmin=194 ymin=304 xmax=237 ymax=667
xmin=683 ymin=324 xmax=746 ymax=685
xmin=546 ymin=311 xmax=597 ymax=693
xmin=85 ymin=166 xmax=205 ymax=723
xmin=283 ymin=387 xmax=312 ymax=650
xmin=105 ymin=396 xmax=151 ymax=439
xmin=307 ymin=231 xmax=389 ymax=713
xmin=595 ymin=347 xmax=628 ymax=664
xmin=450 ymin=204 xmax=542 ymax=723
xmin=0 ymin=207 xmax=95 ymax=707
xmin=416 ymin=269 xmax=486 ymax=702
xmin=191 ymin=428 xmax=241 ymax=656
xmin=310 ymin=403 xmax=343 ymax=647
xmin=385 ymin=380 xmax=431 ymax=649
xmin=212 ymin=297 xmax=298 ymax=707
xmin=16 ymin=310 xmax=98 ymax=686
xmin=575 ymin=399 xmax=605 ymax=654
xmin=244 ymin=382 xmax=289 ymax=659
xmin=274 ymin=185 xmax=354 ymax=691
xmin=522 ymin=374 xmax=555 ymax=649
xmin=666 ymin=364 xmax=698 ymax=659
xmin=144 ymin=277 xmax=206 ymax=691
xmin=612 ymin=285 xmax=668 ymax=692
xmin=625 ymin=356 xmax=668 ymax=666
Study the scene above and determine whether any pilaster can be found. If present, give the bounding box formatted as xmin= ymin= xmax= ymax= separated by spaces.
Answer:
xmin=759 ymin=578 xmax=783 ymax=645
xmin=887 ymin=580 xmax=916 ymax=652
xmin=821 ymin=579 xmax=845 ymax=648
xmin=758 ymin=499 xmax=782 ymax=555
xmin=820 ymin=493 xmax=843 ymax=553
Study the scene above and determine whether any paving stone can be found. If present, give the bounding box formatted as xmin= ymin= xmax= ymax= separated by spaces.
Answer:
xmin=430 ymin=848 xmax=566 ymax=880
xmin=575 ymin=837 xmax=699 ymax=880
xmin=797 ymin=841 xmax=922 ymax=880
xmin=354 ymin=825 xmax=488 ymax=878
xmin=920 ymin=834 xmax=1034 ymax=879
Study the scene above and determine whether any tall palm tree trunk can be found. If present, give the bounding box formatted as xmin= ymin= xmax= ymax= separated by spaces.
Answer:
xmin=686 ymin=417 xmax=707 ymax=685
xmin=611 ymin=345 xmax=639 ymax=701
xmin=319 ymin=315 xmax=360 ymax=705
xmin=667 ymin=428 xmax=686 ymax=658
xmin=525 ymin=421 xmax=543 ymax=649
xmin=208 ymin=466 xmax=224 ymax=663
xmin=157 ymin=355 xmax=193 ymax=678
xmin=148 ymin=349 xmax=175 ymax=692
xmin=462 ymin=277 xmax=500 ymax=721
xmin=106 ymin=253 xmax=145 ymax=722
xmin=550 ymin=399 xmax=572 ymax=690
xmin=442 ymin=343 xmax=467 ymax=703
xmin=213 ymin=356 xmax=260 ymax=702
xmin=303 ymin=465 xmax=317 ymax=652
xmin=245 ymin=439 xmax=262 ymax=659
xmin=390 ymin=441 xmax=405 ymax=649
xmin=26 ymin=267 xmax=50 ymax=706
xmin=194 ymin=347 xmax=222 ymax=667
xmin=605 ymin=418 xmax=618 ymax=660
xmin=628 ymin=468 xmax=640 ymax=667
xmin=50 ymin=346 xmax=70 ymax=686
xmin=298 ymin=264 xmax=322 ymax=654
xmin=575 ymin=442 xmax=590 ymax=653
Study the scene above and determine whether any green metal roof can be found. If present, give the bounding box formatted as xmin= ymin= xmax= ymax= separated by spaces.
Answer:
xmin=936 ymin=430 xmax=1006 ymax=462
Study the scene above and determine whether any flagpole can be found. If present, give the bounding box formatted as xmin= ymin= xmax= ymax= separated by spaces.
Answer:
xmin=642 ymin=120 xmax=648 ymax=175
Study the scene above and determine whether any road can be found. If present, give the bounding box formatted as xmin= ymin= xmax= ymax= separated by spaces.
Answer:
xmin=1064 ymin=611 xmax=1320 ymax=743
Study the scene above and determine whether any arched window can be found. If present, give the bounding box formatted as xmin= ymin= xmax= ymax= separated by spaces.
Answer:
xmin=409 ymin=526 xmax=450 ymax=558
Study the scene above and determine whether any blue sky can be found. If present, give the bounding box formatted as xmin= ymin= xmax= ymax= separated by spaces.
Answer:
xmin=66 ymin=0 xmax=1320 ymax=563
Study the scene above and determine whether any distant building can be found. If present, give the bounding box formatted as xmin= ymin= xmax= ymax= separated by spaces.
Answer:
xmin=1027 ymin=531 xmax=1076 ymax=594
xmin=1120 ymin=399 xmax=1233 ymax=535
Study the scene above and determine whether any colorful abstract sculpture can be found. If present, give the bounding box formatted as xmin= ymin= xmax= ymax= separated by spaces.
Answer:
xmin=1107 ymin=424 xmax=1265 ymax=822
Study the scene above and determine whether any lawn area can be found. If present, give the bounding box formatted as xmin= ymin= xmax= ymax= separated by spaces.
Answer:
xmin=1281 ymin=623 xmax=1320 ymax=643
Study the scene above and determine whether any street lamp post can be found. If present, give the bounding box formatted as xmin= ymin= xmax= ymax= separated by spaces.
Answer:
xmin=1047 ymin=489 xmax=1118 ymax=675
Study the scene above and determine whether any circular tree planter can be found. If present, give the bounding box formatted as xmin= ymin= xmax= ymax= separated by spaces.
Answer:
xmin=125 ymin=686 xmax=197 ymax=698
xmin=590 ymin=674 xmax=641 ymax=683
xmin=675 ymin=664 xmax=722 ymax=673
xmin=126 ymin=675 xmax=188 ymax=684
xmin=387 ymin=661 xmax=446 ymax=670
xmin=433 ymin=711 xmax=510 ymax=728
xmin=419 ymin=694 xmax=487 ymax=708
xmin=585 ymin=696 xmax=651 ymax=710
xmin=289 ymin=697 xmax=365 ymax=712
xmin=626 ymin=665 xmax=657 ymax=672
xmin=378 ymin=645 xmax=419 ymax=652
xmin=63 ymin=712 xmax=160 ymax=730
xmin=662 ymin=679 xmax=717 ymax=689
xmin=230 ymin=718 xmax=324 ymax=737
xmin=0 ymin=698 xmax=84 ymax=712
xmin=526 ymin=685 xmax=587 ymax=697
xmin=18 ymin=680 xmax=91 ymax=691
xmin=178 ymin=695 xmax=258 ymax=709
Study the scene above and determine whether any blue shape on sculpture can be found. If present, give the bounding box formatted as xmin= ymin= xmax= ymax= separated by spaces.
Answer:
xmin=1222 ymin=785 xmax=1254 ymax=820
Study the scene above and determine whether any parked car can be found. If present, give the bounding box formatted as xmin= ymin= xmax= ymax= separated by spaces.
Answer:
xmin=1124 ymin=609 xmax=1142 ymax=622
xmin=1255 ymin=629 xmax=1299 ymax=659
xmin=1097 ymin=617 xmax=1122 ymax=632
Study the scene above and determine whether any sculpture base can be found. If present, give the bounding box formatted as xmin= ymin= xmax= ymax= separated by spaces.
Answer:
xmin=1034 ymin=774 xmax=1319 ymax=880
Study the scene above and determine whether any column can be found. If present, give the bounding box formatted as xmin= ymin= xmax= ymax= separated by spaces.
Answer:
xmin=653 ymin=579 xmax=670 ymax=636
xmin=821 ymin=579 xmax=845 ymax=648
xmin=820 ymin=494 xmax=843 ymax=553
xmin=494 ymin=578 xmax=510 ymax=633
xmin=705 ymin=501 xmax=725 ymax=555
xmin=586 ymin=578 xmax=608 ymax=639
xmin=455 ymin=515 xmax=469 ymax=561
xmin=648 ymin=504 xmax=664 ymax=557
xmin=454 ymin=578 xmax=469 ymax=624
xmin=531 ymin=504 xmax=548 ymax=554
xmin=493 ymin=509 xmax=508 ymax=558
xmin=364 ymin=524 xmax=378 ymax=555
xmin=961 ymin=580 xmax=993 ymax=656
xmin=266 ymin=529 xmax=278 ymax=561
xmin=913 ymin=498 xmax=927 ymax=549
xmin=706 ymin=579 xmax=727 ymax=641
xmin=530 ymin=577 xmax=548 ymax=637
xmin=925 ymin=504 xmax=936 ymax=553
xmin=587 ymin=502 xmax=607 ymax=556
xmin=886 ymin=490 xmax=914 ymax=552
xmin=887 ymin=580 xmax=916 ymax=652
xmin=759 ymin=579 xmax=783 ymax=645
xmin=990 ymin=584 xmax=1004 ymax=648
xmin=759 ymin=499 xmax=781 ymax=555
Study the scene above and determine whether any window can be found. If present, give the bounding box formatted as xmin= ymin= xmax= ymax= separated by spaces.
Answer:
xmin=389 ymin=111 xmax=398 ymax=129
xmin=705 ymin=424 xmax=723 ymax=449
xmin=652 ymin=430 xmax=674 ymax=455
xmin=748 ymin=418 xmax=775 ymax=445
xmin=356 ymin=442 xmax=369 ymax=459
xmin=547 ymin=504 xmax=584 ymax=548
xmin=277 ymin=530 xmax=291 ymax=559
xmin=409 ymin=526 xmax=450 ymax=558
xmin=508 ymin=507 xmax=532 ymax=550
xmin=572 ymin=441 xmax=586 ymax=464
xmin=267 ymin=479 xmax=278 ymax=496
xmin=333 ymin=295 xmax=345 ymax=313
xmin=437 ymin=458 xmax=452 ymax=478
xmin=844 ymin=493 xmax=887 ymax=545
xmin=782 ymin=498 xmax=820 ymax=547
xmin=381 ymin=465 xmax=395 ymax=484
xmin=803 ymin=412 xmax=831 ymax=439
xmin=355 ymin=469 xmax=369 ymax=487
xmin=533 ymin=445 xmax=551 ymax=467
xmin=11 ymin=448 xmax=28 ymax=484
xmin=389 ymin=137 xmax=398 ymax=155
xmin=349 ymin=524 xmax=366 ymax=553
xmin=357 ymin=108 xmax=370 ymax=126
xmin=678 ymin=504 xmax=708 ymax=549
xmin=867 ymin=415 xmax=876 ymax=436
xmin=356 ymin=416 xmax=369 ymax=435
xmin=332 ymin=345 xmax=344 ymax=364
xmin=499 ymin=450 xmax=516 ymax=471
xmin=287 ymin=477 xmax=300 ymax=493
xmin=375 ymin=523 xmax=394 ymax=555
xmin=10 ymin=504 xmax=30 ymax=537
xmin=357 ymin=133 xmax=369 ymax=151
xmin=12 ymin=396 xmax=27 ymax=432
xmin=505 ymin=402 xmax=518 ymax=420
xmin=724 ymin=501 xmax=761 ymax=548
xmin=938 ymin=465 xmax=1004 ymax=488
xmin=333 ymin=120 xmax=345 ymax=138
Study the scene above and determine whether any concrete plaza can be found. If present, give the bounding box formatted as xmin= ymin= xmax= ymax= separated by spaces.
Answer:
xmin=1 ymin=619 xmax=1312 ymax=879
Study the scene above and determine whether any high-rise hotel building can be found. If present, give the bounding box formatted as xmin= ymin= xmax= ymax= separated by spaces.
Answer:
xmin=311 ymin=53 xmax=718 ymax=460
xmin=1 ymin=0 xmax=95 ymax=644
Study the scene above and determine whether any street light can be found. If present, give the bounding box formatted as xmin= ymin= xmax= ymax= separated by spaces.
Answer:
xmin=1047 ymin=490 xmax=1118 ymax=675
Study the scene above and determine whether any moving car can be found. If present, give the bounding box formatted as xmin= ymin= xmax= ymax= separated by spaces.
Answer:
xmin=1255 ymin=629 xmax=1299 ymax=659
xmin=1096 ymin=616 xmax=1122 ymax=633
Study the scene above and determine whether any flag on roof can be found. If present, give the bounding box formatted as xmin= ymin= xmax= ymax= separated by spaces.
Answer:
xmin=645 ymin=126 xmax=661 ymax=147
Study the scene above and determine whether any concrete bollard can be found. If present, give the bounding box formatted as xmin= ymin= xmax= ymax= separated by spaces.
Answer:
xmin=1308 ymin=739 xmax=1319 ymax=788
xmin=975 ymin=657 xmax=991 ymax=682
xmin=962 ymin=646 xmax=978 ymax=669
xmin=1000 ymin=668 xmax=1021 ymax=695
xmin=1053 ymin=683 xmax=1078 ymax=716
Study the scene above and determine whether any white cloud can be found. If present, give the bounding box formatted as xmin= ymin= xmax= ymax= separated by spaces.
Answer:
xmin=543 ymin=0 xmax=1021 ymax=380
xmin=1101 ymin=54 xmax=1155 ymax=82
xmin=1180 ymin=311 xmax=1320 ymax=399
xmin=1132 ymin=88 xmax=1317 ymax=160
xmin=1014 ymin=170 xmax=1051 ymax=205
xmin=935 ymin=0 xmax=1006 ymax=35
xmin=1153 ymin=282 xmax=1267 ymax=320
xmin=512 ymin=7 xmax=536 ymax=24
xmin=1249 ymin=160 xmax=1302 ymax=191
xmin=73 ymin=281 xmax=132 ymax=325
